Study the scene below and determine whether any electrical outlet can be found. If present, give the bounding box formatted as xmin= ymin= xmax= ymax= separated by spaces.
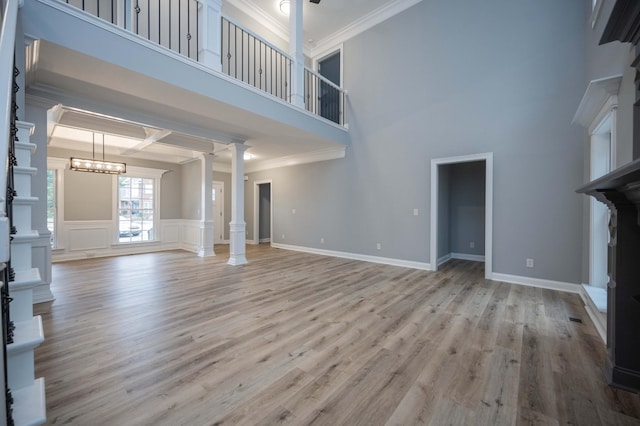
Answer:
xmin=320 ymin=238 xmax=325 ymax=244
xmin=469 ymin=241 xmax=475 ymax=249
xmin=526 ymin=258 xmax=534 ymax=268
xmin=376 ymin=243 xmax=381 ymax=250
xmin=282 ymin=234 xmax=285 ymax=240
xmin=291 ymin=208 xmax=296 ymax=214
xmin=413 ymin=208 xmax=419 ymax=216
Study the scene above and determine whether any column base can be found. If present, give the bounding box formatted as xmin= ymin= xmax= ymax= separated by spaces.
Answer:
xmin=198 ymin=248 xmax=216 ymax=258
xmin=228 ymin=222 xmax=247 ymax=266
xmin=198 ymin=220 xmax=215 ymax=258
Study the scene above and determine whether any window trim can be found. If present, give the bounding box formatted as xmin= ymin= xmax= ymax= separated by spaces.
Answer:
xmin=47 ymin=157 xmax=68 ymax=249
xmin=591 ymin=0 xmax=603 ymax=29
xmin=313 ymin=44 xmax=344 ymax=88
xmin=112 ymin=165 xmax=165 ymax=245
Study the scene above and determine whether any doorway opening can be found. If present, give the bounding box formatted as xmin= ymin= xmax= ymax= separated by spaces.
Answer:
xmin=317 ymin=50 xmax=341 ymax=124
xmin=253 ymin=180 xmax=272 ymax=245
xmin=430 ymin=153 xmax=493 ymax=279
xmin=212 ymin=181 xmax=224 ymax=244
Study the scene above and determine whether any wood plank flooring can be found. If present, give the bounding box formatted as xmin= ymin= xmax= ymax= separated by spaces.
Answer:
xmin=34 ymin=245 xmax=640 ymax=425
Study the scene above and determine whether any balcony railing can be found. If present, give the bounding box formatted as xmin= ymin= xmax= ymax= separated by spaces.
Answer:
xmin=64 ymin=0 xmax=200 ymax=60
xmin=56 ymin=0 xmax=348 ymax=126
xmin=221 ymin=16 xmax=291 ymax=102
xmin=304 ymin=67 xmax=345 ymax=126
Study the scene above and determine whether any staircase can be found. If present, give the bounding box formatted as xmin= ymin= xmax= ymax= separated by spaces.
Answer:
xmin=5 ymin=121 xmax=46 ymax=425
xmin=1 ymin=0 xmax=46 ymax=421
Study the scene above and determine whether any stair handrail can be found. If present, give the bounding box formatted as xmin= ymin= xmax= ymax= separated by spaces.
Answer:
xmin=0 ymin=0 xmax=21 ymax=219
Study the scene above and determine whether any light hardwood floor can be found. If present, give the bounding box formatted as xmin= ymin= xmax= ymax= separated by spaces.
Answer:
xmin=35 ymin=245 xmax=640 ymax=425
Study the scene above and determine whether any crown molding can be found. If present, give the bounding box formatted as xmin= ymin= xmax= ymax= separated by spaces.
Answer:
xmin=212 ymin=146 xmax=346 ymax=174
xmin=245 ymin=146 xmax=345 ymax=173
xmin=310 ymin=0 xmax=423 ymax=59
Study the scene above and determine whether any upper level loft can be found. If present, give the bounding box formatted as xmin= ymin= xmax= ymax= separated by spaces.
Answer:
xmin=18 ymin=0 xmax=351 ymax=170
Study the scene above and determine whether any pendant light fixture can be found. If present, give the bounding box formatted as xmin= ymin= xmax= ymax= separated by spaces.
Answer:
xmin=70 ymin=133 xmax=126 ymax=174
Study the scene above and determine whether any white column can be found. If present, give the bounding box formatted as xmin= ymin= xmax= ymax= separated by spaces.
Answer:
xmin=198 ymin=0 xmax=222 ymax=72
xmin=228 ymin=142 xmax=248 ymax=265
xmin=199 ymin=153 xmax=215 ymax=257
xmin=289 ymin=0 xmax=305 ymax=108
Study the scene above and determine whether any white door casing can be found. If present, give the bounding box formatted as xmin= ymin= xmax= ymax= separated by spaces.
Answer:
xmin=430 ymin=152 xmax=494 ymax=279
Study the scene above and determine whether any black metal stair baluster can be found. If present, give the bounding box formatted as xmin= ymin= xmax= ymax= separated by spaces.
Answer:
xmin=2 ymin=56 xmax=21 ymax=426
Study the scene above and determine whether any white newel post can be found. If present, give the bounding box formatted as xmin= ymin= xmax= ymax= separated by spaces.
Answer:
xmin=228 ymin=143 xmax=248 ymax=265
xmin=198 ymin=0 xmax=222 ymax=72
xmin=199 ymin=153 xmax=215 ymax=257
xmin=289 ymin=0 xmax=304 ymax=108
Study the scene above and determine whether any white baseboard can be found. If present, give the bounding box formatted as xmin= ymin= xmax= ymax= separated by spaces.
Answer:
xmin=489 ymin=272 xmax=581 ymax=294
xmin=271 ymin=243 xmax=432 ymax=271
xmin=438 ymin=252 xmax=485 ymax=266
xmin=437 ymin=254 xmax=452 ymax=266
xmin=259 ymin=238 xmax=271 ymax=243
xmin=580 ymin=284 xmax=607 ymax=344
xmin=32 ymin=285 xmax=55 ymax=304
xmin=451 ymin=253 xmax=485 ymax=262
xmin=54 ymin=242 xmax=181 ymax=262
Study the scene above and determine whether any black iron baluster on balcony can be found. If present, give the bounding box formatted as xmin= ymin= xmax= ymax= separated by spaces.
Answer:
xmin=220 ymin=17 xmax=299 ymax=104
xmin=186 ymin=0 xmax=191 ymax=58
xmin=146 ymin=0 xmax=150 ymax=41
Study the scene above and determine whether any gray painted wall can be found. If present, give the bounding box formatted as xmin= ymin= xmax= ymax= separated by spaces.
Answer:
xmin=64 ymin=170 xmax=112 ymax=220
xmin=246 ymin=0 xmax=587 ymax=284
xmin=47 ymin=147 xmax=181 ymax=220
xmin=181 ymin=160 xmax=201 ymax=220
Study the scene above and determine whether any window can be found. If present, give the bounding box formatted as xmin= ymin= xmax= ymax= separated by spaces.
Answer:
xmin=47 ymin=169 xmax=56 ymax=247
xmin=118 ymin=176 xmax=155 ymax=243
xmin=46 ymin=158 xmax=67 ymax=249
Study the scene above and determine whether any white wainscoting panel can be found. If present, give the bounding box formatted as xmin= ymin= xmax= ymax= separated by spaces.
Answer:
xmin=53 ymin=220 xmax=182 ymax=262
xmin=32 ymin=233 xmax=54 ymax=304
xmin=162 ymin=220 xmax=181 ymax=244
xmin=180 ymin=220 xmax=202 ymax=253
xmin=67 ymin=222 xmax=111 ymax=251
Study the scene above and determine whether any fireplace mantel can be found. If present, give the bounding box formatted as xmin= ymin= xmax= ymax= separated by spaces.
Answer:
xmin=577 ymin=158 xmax=640 ymax=393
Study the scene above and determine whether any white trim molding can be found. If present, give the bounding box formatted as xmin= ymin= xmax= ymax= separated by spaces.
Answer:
xmin=430 ymin=152 xmax=493 ymax=279
xmin=489 ymin=272 xmax=581 ymax=294
xmin=245 ymin=146 xmax=346 ymax=173
xmin=580 ymin=284 xmax=607 ymax=343
xmin=438 ymin=252 xmax=485 ymax=266
xmin=573 ymin=75 xmax=622 ymax=129
xmin=310 ymin=0 xmax=423 ymax=59
xmin=272 ymin=243 xmax=431 ymax=271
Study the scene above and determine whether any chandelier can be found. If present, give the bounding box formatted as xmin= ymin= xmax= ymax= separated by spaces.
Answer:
xmin=70 ymin=133 xmax=126 ymax=174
